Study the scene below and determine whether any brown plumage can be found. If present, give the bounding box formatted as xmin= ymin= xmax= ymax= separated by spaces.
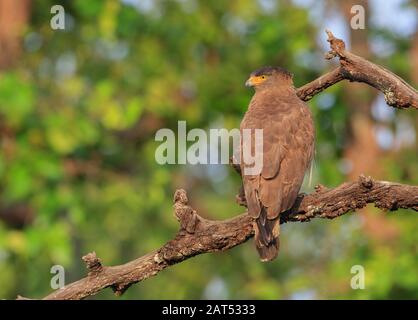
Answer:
xmin=240 ymin=66 xmax=315 ymax=261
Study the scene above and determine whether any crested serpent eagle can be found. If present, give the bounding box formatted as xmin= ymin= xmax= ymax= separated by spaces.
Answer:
xmin=240 ymin=66 xmax=315 ymax=261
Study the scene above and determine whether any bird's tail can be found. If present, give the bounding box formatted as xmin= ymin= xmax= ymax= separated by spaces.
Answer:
xmin=254 ymin=208 xmax=280 ymax=262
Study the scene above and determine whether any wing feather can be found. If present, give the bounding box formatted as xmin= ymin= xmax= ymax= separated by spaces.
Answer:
xmin=240 ymin=94 xmax=314 ymax=220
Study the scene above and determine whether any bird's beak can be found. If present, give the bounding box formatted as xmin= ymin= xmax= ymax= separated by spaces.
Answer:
xmin=245 ymin=77 xmax=254 ymax=87
xmin=245 ymin=75 xmax=265 ymax=88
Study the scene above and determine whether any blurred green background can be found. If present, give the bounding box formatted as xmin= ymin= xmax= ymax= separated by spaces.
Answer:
xmin=0 ymin=0 xmax=417 ymax=299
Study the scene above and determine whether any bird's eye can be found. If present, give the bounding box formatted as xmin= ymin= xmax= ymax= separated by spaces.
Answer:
xmin=261 ymin=75 xmax=266 ymax=79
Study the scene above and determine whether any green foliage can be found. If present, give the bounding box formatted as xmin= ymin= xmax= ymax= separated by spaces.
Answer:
xmin=0 ymin=0 xmax=416 ymax=299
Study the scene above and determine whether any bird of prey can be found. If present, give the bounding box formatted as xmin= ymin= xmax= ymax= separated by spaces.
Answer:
xmin=240 ymin=66 xmax=315 ymax=261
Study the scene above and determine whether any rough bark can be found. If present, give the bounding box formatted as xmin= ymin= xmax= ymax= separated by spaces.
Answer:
xmin=296 ymin=31 xmax=418 ymax=109
xmin=40 ymin=176 xmax=417 ymax=300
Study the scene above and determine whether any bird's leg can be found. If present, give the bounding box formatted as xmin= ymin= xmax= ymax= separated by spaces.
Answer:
xmin=280 ymin=194 xmax=305 ymax=223
xmin=229 ymin=156 xmax=242 ymax=176
xmin=229 ymin=156 xmax=248 ymax=207
xmin=236 ymin=185 xmax=247 ymax=207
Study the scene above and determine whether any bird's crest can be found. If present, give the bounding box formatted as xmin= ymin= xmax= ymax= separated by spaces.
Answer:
xmin=251 ymin=66 xmax=293 ymax=79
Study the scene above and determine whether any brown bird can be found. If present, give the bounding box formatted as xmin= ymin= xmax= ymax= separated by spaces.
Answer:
xmin=240 ymin=66 xmax=315 ymax=261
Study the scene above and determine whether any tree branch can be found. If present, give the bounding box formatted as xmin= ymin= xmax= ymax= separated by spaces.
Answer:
xmin=296 ymin=30 xmax=418 ymax=109
xmin=296 ymin=67 xmax=344 ymax=101
xmin=24 ymin=30 xmax=418 ymax=300
xmin=40 ymin=175 xmax=417 ymax=300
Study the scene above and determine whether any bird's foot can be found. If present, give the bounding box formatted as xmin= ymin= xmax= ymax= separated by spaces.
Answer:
xmin=236 ymin=186 xmax=247 ymax=207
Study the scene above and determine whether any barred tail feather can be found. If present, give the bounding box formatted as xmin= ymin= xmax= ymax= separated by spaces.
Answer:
xmin=254 ymin=208 xmax=280 ymax=262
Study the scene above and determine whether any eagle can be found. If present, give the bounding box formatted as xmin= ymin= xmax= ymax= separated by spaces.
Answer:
xmin=240 ymin=66 xmax=315 ymax=261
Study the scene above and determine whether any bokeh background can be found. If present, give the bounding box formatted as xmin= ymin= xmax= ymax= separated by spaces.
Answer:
xmin=0 ymin=0 xmax=417 ymax=299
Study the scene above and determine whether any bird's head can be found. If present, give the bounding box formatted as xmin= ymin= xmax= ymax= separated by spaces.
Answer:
xmin=245 ymin=66 xmax=293 ymax=90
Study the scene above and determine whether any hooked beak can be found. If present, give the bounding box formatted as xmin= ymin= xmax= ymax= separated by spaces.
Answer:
xmin=245 ymin=77 xmax=253 ymax=87
xmin=245 ymin=75 xmax=266 ymax=88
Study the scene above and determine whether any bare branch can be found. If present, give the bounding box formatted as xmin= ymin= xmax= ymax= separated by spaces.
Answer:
xmin=296 ymin=67 xmax=344 ymax=101
xmin=82 ymin=252 xmax=103 ymax=276
xmin=296 ymin=30 xmax=418 ymax=109
xmin=41 ymin=176 xmax=417 ymax=300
